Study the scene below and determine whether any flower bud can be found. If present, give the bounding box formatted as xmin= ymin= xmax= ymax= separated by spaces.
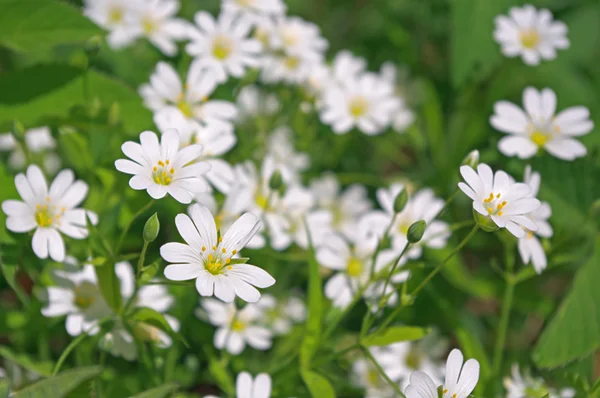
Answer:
xmin=407 ymin=220 xmax=426 ymax=243
xmin=84 ymin=35 xmax=102 ymax=59
xmin=393 ymin=189 xmax=409 ymax=213
xmin=473 ymin=209 xmax=499 ymax=232
xmin=462 ymin=149 xmax=479 ymax=169
xmin=108 ymin=102 xmax=120 ymax=126
xmin=143 ymin=213 xmax=160 ymax=243
xmin=269 ymin=170 xmax=283 ymax=191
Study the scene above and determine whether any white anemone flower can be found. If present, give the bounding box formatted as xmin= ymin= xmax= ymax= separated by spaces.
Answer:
xmin=139 ymin=61 xmax=238 ymax=132
xmin=518 ymin=166 xmax=552 ymax=273
xmin=186 ymin=11 xmax=262 ymax=83
xmin=504 ymin=364 xmax=575 ymax=398
xmin=310 ymin=173 xmax=372 ymax=240
xmin=197 ymin=298 xmax=273 ymax=355
xmin=0 ymin=127 xmax=57 ymax=171
xmin=154 ymin=108 xmax=237 ymax=194
xmin=2 ymin=166 xmax=96 ymax=261
xmin=494 ymin=5 xmax=569 ymax=66
xmin=41 ymin=263 xmax=110 ymax=336
xmin=405 ymin=349 xmax=480 ymax=398
xmin=162 ymin=204 xmax=275 ymax=303
xmin=490 ymin=87 xmax=593 ymax=161
xmin=459 ymin=164 xmax=541 ymax=238
xmin=115 ymin=129 xmax=210 ymax=203
xmin=320 ymin=73 xmax=400 ymax=135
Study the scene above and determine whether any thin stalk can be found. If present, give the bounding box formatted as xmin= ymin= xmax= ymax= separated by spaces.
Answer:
xmin=492 ymin=275 xmax=516 ymax=376
xmin=323 ymin=286 xmax=366 ymax=340
xmin=369 ymin=214 xmax=397 ymax=280
xmin=115 ymin=199 xmax=155 ymax=255
xmin=137 ymin=241 xmax=149 ymax=278
xmin=361 ymin=346 xmax=406 ymax=398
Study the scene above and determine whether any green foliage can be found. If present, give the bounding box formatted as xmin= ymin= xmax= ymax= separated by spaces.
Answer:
xmin=362 ymin=326 xmax=430 ymax=347
xmin=301 ymin=370 xmax=336 ymax=398
xmin=0 ymin=346 xmax=53 ymax=377
xmin=94 ymin=261 xmax=122 ymax=312
xmin=11 ymin=366 xmax=102 ymax=398
xmin=533 ymin=240 xmax=600 ymax=368
xmin=0 ymin=0 xmax=102 ymax=52
xmin=130 ymin=384 xmax=180 ymax=398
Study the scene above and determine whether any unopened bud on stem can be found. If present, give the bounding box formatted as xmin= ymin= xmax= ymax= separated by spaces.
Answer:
xmin=393 ymin=189 xmax=409 ymax=213
xmin=407 ymin=220 xmax=426 ymax=243
xmin=143 ymin=213 xmax=160 ymax=243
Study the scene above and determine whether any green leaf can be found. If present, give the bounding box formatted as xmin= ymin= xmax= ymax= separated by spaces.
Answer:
xmin=208 ymin=357 xmax=234 ymax=396
xmin=451 ymin=0 xmax=516 ymax=87
xmin=12 ymin=366 xmax=102 ymax=398
xmin=0 ymin=346 xmax=53 ymax=377
xmin=0 ymin=0 xmax=102 ymax=52
xmin=0 ymin=64 xmax=152 ymax=133
xmin=94 ymin=261 xmax=122 ymax=312
xmin=300 ymin=226 xmax=324 ymax=368
xmin=533 ymin=240 xmax=600 ymax=368
xmin=129 ymin=307 xmax=188 ymax=347
xmin=560 ymin=3 xmax=600 ymax=65
xmin=58 ymin=129 xmax=93 ymax=171
xmin=361 ymin=326 xmax=429 ymax=347
xmin=130 ymin=384 xmax=179 ymax=398
xmin=455 ymin=318 xmax=492 ymax=391
xmin=139 ymin=260 xmax=160 ymax=285
xmin=301 ymin=370 xmax=336 ymax=398
xmin=0 ymin=163 xmax=17 ymax=244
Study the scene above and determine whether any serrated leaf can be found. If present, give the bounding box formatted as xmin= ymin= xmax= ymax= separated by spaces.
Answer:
xmin=301 ymin=370 xmax=336 ymax=398
xmin=0 ymin=346 xmax=53 ymax=377
xmin=12 ymin=366 xmax=102 ymax=398
xmin=94 ymin=261 xmax=122 ymax=312
xmin=130 ymin=383 xmax=179 ymax=398
xmin=361 ymin=326 xmax=429 ymax=347
xmin=533 ymin=240 xmax=600 ymax=368
xmin=0 ymin=0 xmax=102 ymax=52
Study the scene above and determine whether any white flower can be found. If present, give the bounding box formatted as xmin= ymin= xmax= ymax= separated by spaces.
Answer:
xmin=84 ymin=0 xmax=133 ymax=49
xmin=352 ymin=358 xmax=397 ymax=398
xmin=115 ymin=129 xmax=210 ymax=203
xmin=154 ymin=108 xmax=237 ymax=194
xmin=518 ymin=166 xmax=552 ymax=273
xmin=0 ymin=127 xmax=57 ymax=170
xmin=490 ymin=87 xmax=593 ymax=160
xmin=265 ymin=127 xmax=309 ymax=183
xmin=504 ymin=364 xmax=575 ymax=398
xmin=405 ymin=349 xmax=479 ymax=398
xmin=140 ymin=61 xmax=238 ymax=132
xmin=41 ymin=263 xmax=110 ymax=336
xmin=2 ymin=165 xmax=96 ymax=261
xmin=320 ymin=73 xmax=400 ymax=135
xmin=331 ymin=50 xmax=367 ymax=85
xmin=494 ymin=5 xmax=569 ymax=66
xmin=186 ymin=11 xmax=262 ymax=83
xmin=162 ymin=204 xmax=275 ymax=302
xmin=222 ymin=0 xmax=285 ymax=21
xmin=197 ymin=298 xmax=273 ymax=355
xmin=235 ymin=372 xmax=272 ymax=398
xmin=459 ymin=163 xmax=541 ymax=238
xmin=310 ymin=173 xmax=372 ymax=240
xmin=255 ymin=294 xmax=305 ymax=335
xmin=236 ymin=85 xmax=280 ymax=121
xmin=378 ymin=62 xmax=415 ymax=133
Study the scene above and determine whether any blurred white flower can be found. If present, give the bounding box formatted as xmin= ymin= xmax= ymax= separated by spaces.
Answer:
xmin=222 ymin=0 xmax=285 ymax=21
xmin=320 ymin=73 xmax=400 ymax=135
xmin=330 ymin=50 xmax=367 ymax=85
xmin=256 ymin=294 xmax=305 ymax=335
xmin=140 ymin=61 xmax=238 ymax=132
xmin=504 ymin=364 xmax=575 ymax=398
xmin=310 ymin=173 xmax=372 ymax=240
xmin=490 ymin=87 xmax=593 ymax=160
xmin=352 ymin=357 xmax=397 ymax=398
xmin=115 ymin=129 xmax=210 ymax=203
xmin=494 ymin=5 xmax=569 ymax=66
xmin=197 ymin=298 xmax=273 ymax=355
xmin=154 ymin=109 xmax=237 ymax=194
xmin=362 ymin=184 xmax=450 ymax=262
xmin=162 ymin=204 xmax=275 ymax=302
xmin=0 ymin=127 xmax=60 ymax=173
xmin=459 ymin=163 xmax=541 ymax=238
xmin=405 ymin=349 xmax=479 ymax=398
xmin=2 ymin=166 xmax=97 ymax=261
xmin=41 ymin=263 xmax=110 ymax=336
xmin=186 ymin=11 xmax=262 ymax=83
xmin=84 ymin=0 xmax=133 ymax=47
xmin=518 ymin=166 xmax=552 ymax=273
xmin=266 ymin=127 xmax=309 ymax=183
xmin=236 ymin=85 xmax=280 ymax=121
xmin=379 ymin=62 xmax=415 ymax=133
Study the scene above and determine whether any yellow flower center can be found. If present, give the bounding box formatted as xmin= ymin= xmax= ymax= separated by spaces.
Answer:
xmin=366 ymin=369 xmax=380 ymax=387
xmin=204 ymin=246 xmax=236 ymax=275
xmin=152 ymin=159 xmax=174 ymax=185
xmin=34 ymin=200 xmax=66 ymax=228
xmin=231 ymin=319 xmax=246 ymax=331
xmin=483 ymin=192 xmax=508 ymax=216
xmin=282 ymin=30 xmax=298 ymax=47
xmin=142 ymin=17 xmax=157 ymax=35
xmin=235 ymin=0 xmax=253 ymax=6
xmin=177 ymin=100 xmax=194 ymax=118
xmin=520 ymin=29 xmax=540 ymax=49
xmin=254 ymin=27 xmax=270 ymax=48
xmin=349 ymin=96 xmax=368 ymax=118
xmin=283 ymin=56 xmax=300 ymax=70
xmin=405 ymin=348 xmax=421 ymax=370
xmin=255 ymin=193 xmax=270 ymax=210
xmin=530 ymin=130 xmax=549 ymax=147
xmin=212 ymin=36 xmax=233 ymax=60
xmin=73 ymin=282 xmax=97 ymax=309
xmin=398 ymin=222 xmax=410 ymax=236
xmin=108 ymin=7 xmax=124 ymax=24
xmin=347 ymin=257 xmax=363 ymax=277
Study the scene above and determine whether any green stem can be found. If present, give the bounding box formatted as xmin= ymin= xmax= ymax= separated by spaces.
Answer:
xmin=369 ymin=214 xmax=397 ymax=280
xmin=361 ymin=346 xmax=406 ymax=398
xmin=492 ymin=274 xmax=515 ymax=376
xmin=52 ymin=333 xmax=88 ymax=376
xmin=323 ymin=287 xmax=365 ymax=340
xmin=137 ymin=241 xmax=149 ymax=278
xmin=375 ymin=225 xmax=479 ymax=332
xmin=115 ymin=199 xmax=155 ymax=255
